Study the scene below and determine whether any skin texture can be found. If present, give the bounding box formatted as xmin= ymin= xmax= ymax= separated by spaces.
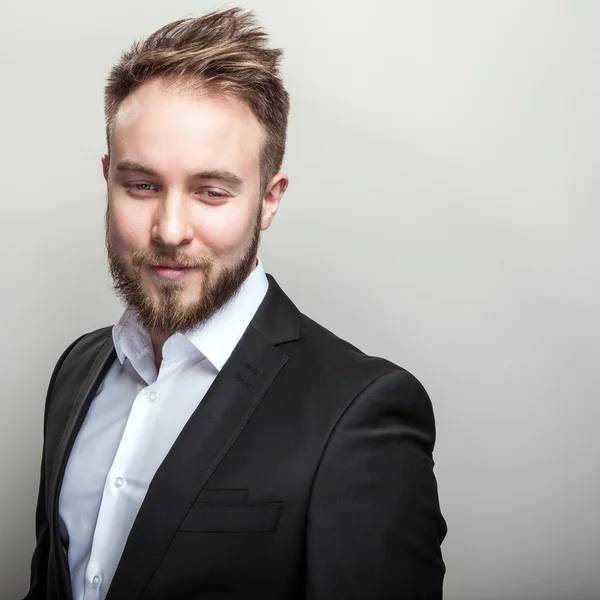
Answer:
xmin=103 ymin=79 xmax=288 ymax=366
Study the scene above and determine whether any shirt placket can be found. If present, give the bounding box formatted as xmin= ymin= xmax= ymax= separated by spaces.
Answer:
xmin=82 ymin=379 xmax=162 ymax=599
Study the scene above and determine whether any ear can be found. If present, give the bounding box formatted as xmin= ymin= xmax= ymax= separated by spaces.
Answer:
xmin=101 ymin=154 xmax=110 ymax=182
xmin=261 ymin=173 xmax=289 ymax=231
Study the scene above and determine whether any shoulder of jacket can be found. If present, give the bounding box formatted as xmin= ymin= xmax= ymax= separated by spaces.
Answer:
xmin=294 ymin=312 xmax=404 ymax=390
xmin=43 ymin=326 xmax=113 ymax=429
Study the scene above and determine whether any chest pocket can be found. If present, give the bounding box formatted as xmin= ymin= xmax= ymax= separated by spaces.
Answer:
xmin=180 ymin=489 xmax=283 ymax=533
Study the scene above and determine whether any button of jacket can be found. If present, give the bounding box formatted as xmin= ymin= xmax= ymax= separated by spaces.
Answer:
xmin=115 ymin=477 xmax=124 ymax=488
xmin=92 ymin=575 xmax=101 ymax=587
xmin=147 ymin=391 xmax=157 ymax=403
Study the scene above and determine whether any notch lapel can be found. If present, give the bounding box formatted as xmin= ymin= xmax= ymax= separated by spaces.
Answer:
xmin=106 ymin=316 xmax=293 ymax=600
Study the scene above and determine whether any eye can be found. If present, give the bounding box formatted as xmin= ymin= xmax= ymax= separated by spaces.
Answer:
xmin=198 ymin=189 xmax=229 ymax=203
xmin=125 ymin=182 xmax=158 ymax=195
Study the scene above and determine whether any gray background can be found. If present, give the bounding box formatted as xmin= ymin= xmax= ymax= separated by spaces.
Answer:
xmin=2 ymin=1 xmax=599 ymax=599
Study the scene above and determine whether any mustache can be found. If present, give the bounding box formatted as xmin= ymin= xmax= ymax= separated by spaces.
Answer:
xmin=131 ymin=251 xmax=213 ymax=269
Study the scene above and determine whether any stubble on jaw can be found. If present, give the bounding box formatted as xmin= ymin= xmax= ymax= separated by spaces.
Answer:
xmin=104 ymin=204 xmax=262 ymax=337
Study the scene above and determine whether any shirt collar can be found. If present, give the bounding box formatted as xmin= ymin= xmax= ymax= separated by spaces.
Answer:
xmin=184 ymin=259 xmax=268 ymax=370
xmin=112 ymin=259 xmax=269 ymax=372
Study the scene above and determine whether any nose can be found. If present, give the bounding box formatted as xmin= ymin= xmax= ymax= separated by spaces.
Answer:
xmin=151 ymin=193 xmax=194 ymax=249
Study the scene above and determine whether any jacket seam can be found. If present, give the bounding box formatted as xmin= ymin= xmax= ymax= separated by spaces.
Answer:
xmin=304 ymin=367 xmax=405 ymax=524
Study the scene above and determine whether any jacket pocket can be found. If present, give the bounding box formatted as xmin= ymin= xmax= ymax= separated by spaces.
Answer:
xmin=180 ymin=502 xmax=283 ymax=533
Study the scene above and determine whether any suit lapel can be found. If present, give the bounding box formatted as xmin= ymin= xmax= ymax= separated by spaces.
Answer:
xmin=106 ymin=318 xmax=292 ymax=600
xmin=46 ymin=330 xmax=116 ymax=600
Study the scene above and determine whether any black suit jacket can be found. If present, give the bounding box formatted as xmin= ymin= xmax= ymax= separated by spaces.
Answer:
xmin=24 ymin=276 xmax=446 ymax=600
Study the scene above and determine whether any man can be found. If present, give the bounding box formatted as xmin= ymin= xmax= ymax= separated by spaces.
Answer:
xmin=24 ymin=7 xmax=446 ymax=600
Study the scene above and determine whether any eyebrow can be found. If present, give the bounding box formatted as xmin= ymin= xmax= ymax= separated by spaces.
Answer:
xmin=115 ymin=160 xmax=244 ymax=187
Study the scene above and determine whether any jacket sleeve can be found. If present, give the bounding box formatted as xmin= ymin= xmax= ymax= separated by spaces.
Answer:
xmin=306 ymin=368 xmax=447 ymax=599
xmin=23 ymin=335 xmax=85 ymax=600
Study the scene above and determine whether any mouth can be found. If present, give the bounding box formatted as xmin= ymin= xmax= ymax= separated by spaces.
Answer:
xmin=150 ymin=265 xmax=195 ymax=280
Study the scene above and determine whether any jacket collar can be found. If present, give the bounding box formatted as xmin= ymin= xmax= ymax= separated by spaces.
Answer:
xmin=250 ymin=274 xmax=301 ymax=346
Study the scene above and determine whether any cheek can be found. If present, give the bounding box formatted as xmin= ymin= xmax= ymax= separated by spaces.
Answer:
xmin=195 ymin=206 xmax=258 ymax=257
xmin=108 ymin=200 xmax=149 ymax=251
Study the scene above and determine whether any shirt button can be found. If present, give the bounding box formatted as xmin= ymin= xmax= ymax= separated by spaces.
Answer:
xmin=92 ymin=575 xmax=101 ymax=587
xmin=115 ymin=477 xmax=124 ymax=488
xmin=147 ymin=391 xmax=157 ymax=403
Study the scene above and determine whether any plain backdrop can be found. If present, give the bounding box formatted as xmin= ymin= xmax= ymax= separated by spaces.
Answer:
xmin=1 ymin=1 xmax=599 ymax=599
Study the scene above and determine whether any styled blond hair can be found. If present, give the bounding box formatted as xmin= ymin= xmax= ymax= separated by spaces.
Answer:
xmin=104 ymin=7 xmax=289 ymax=191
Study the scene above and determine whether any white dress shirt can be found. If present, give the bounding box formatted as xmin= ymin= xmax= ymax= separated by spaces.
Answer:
xmin=58 ymin=261 xmax=269 ymax=600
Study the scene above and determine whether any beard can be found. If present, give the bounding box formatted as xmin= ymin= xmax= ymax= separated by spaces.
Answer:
xmin=105 ymin=205 xmax=262 ymax=337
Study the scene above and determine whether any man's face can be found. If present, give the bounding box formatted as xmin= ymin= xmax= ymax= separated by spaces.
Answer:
xmin=104 ymin=79 xmax=286 ymax=336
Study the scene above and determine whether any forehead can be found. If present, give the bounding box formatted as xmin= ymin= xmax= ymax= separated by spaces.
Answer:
xmin=110 ymin=79 xmax=263 ymax=177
